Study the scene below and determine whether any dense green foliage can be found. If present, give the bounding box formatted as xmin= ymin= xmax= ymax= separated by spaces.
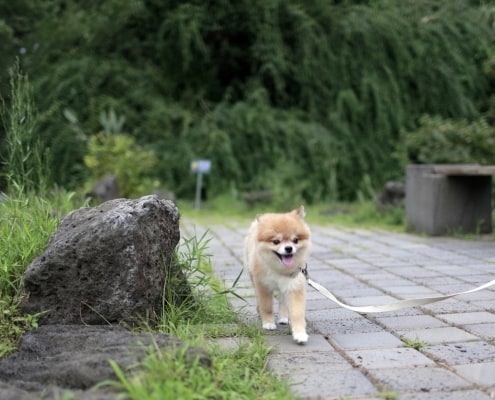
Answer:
xmin=404 ymin=115 xmax=495 ymax=164
xmin=2 ymin=0 xmax=495 ymax=201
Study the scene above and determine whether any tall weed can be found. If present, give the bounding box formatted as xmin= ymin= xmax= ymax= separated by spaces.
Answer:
xmin=0 ymin=60 xmax=50 ymax=194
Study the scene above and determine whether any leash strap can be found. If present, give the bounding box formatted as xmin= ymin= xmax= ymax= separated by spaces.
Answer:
xmin=301 ymin=266 xmax=495 ymax=313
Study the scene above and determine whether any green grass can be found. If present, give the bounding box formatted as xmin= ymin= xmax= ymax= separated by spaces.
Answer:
xmin=178 ymin=193 xmax=406 ymax=230
xmin=402 ymin=337 xmax=429 ymax=351
xmin=103 ymin=229 xmax=296 ymax=399
xmin=0 ymin=193 xmax=295 ymax=398
xmin=0 ymin=189 xmax=88 ymax=356
xmin=106 ymin=333 xmax=294 ymax=400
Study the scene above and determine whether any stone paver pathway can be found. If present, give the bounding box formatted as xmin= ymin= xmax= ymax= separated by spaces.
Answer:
xmin=182 ymin=219 xmax=495 ymax=399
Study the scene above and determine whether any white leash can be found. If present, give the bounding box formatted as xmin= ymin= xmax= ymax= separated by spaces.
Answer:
xmin=301 ymin=266 xmax=495 ymax=313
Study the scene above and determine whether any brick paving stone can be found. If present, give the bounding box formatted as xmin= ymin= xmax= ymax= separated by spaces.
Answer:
xmin=306 ymin=298 xmax=341 ymax=311
xmin=375 ymin=315 xmax=447 ymax=331
xmin=423 ymin=341 xmax=495 ymax=364
xmin=424 ymin=265 xmax=474 ymax=276
xmin=457 ymin=290 xmax=495 ymax=301
xmin=363 ymin=277 xmax=415 ymax=287
xmin=464 ymin=323 xmax=495 ymax=340
xmin=368 ymin=366 xmax=472 ymax=392
xmin=421 ymin=299 xmax=484 ymax=314
xmin=331 ymin=331 xmax=403 ymax=350
xmin=397 ymin=327 xmax=479 ymax=345
xmin=387 ymin=266 xmax=441 ymax=279
xmin=387 ymin=287 xmax=442 ymax=299
xmin=471 ymin=300 xmax=495 ymax=312
xmin=268 ymin=356 xmax=377 ymax=399
xmin=265 ymin=334 xmax=334 ymax=353
xmin=347 ymin=348 xmax=435 ymax=369
xmin=454 ymin=362 xmax=495 ymax=387
xmin=439 ymin=311 xmax=495 ymax=325
xmin=413 ymin=276 xmax=464 ymax=286
xmin=267 ymin=336 xmax=377 ymax=399
xmin=307 ymin=307 xmax=367 ymax=322
xmin=459 ymin=273 xmax=495 ymax=283
xmin=313 ymin=316 xmax=384 ymax=335
xmin=331 ymin=287 xmax=388 ymax=298
xmin=367 ymin=306 xmax=426 ymax=318
xmin=345 ymin=295 xmax=398 ymax=306
xmin=399 ymin=389 xmax=493 ymax=400
xmin=431 ymin=283 xmax=489 ymax=295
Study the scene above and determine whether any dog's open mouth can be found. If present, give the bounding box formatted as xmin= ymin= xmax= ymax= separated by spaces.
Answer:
xmin=274 ymin=252 xmax=294 ymax=266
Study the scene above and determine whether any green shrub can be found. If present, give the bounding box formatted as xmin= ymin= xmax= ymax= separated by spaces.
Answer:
xmin=404 ymin=115 xmax=495 ymax=165
xmin=84 ymin=132 xmax=159 ymax=199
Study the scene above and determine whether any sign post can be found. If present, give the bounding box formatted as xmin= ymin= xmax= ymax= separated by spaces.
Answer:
xmin=190 ymin=159 xmax=211 ymax=210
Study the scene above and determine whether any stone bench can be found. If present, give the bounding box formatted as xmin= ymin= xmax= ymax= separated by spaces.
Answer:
xmin=405 ymin=164 xmax=495 ymax=235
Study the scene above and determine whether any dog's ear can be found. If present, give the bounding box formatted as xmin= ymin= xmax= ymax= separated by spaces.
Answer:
xmin=292 ymin=206 xmax=305 ymax=219
xmin=255 ymin=213 xmax=264 ymax=222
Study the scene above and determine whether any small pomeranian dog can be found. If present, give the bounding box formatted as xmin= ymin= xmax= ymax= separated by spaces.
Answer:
xmin=244 ymin=206 xmax=312 ymax=344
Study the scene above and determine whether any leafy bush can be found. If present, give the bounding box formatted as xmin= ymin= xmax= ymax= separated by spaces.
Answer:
xmin=84 ymin=132 xmax=159 ymax=198
xmin=404 ymin=115 xmax=495 ymax=164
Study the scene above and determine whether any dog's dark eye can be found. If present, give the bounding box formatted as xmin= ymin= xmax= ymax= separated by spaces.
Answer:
xmin=273 ymin=239 xmax=280 ymax=245
xmin=293 ymin=238 xmax=299 ymax=244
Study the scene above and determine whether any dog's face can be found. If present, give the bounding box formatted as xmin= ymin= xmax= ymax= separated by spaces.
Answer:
xmin=255 ymin=206 xmax=311 ymax=273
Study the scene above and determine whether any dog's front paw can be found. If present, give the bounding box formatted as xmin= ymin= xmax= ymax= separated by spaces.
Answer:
xmin=262 ymin=322 xmax=277 ymax=330
xmin=292 ymin=332 xmax=309 ymax=344
xmin=278 ymin=317 xmax=289 ymax=325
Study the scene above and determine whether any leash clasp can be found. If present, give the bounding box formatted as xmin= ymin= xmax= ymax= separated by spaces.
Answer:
xmin=301 ymin=263 xmax=309 ymax=280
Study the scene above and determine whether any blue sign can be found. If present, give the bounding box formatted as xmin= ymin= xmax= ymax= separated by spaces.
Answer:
xmin=190 ymin=159 xmax=211 ymax=174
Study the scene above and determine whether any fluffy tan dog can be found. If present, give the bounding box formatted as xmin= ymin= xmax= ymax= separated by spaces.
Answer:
xmin=244 ymin=206 xmax=312 ymax=344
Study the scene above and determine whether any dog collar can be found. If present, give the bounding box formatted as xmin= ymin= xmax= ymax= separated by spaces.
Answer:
xmin=291 ymin=264 xmax=308 ymax=279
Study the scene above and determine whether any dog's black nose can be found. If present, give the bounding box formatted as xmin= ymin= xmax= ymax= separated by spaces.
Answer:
xmin=285 ymin=246 xmax=293 ymax=253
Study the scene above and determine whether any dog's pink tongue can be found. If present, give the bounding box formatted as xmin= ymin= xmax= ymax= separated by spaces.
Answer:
xmin=282 ymin=255 xmax=294 ymax=266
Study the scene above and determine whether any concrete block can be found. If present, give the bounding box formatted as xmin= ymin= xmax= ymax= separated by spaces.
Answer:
xmin=406 ymin=164 xmax=493 ymax=235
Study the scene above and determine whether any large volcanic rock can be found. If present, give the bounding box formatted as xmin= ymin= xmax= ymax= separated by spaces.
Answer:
xmin=19 ymin=195 xmax=189 ymax=325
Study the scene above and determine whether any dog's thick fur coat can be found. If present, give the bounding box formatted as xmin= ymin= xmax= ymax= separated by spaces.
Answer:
xmin=244 ymin=206 xmax=312 ymax=344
